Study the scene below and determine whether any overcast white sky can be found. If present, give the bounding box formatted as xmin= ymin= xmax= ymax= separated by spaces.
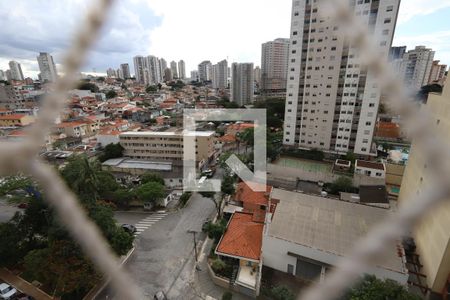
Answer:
xmin=0 ymin=0 xmax=449 ymax=78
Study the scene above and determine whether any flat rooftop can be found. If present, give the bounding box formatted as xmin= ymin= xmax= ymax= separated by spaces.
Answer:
xmin=102 ymin=158 xmax=173 ymax=171
xmin=120 ymin=130 xmax=215 ymax=137
xmin=268 ymin=188 xmax=405 ymax=274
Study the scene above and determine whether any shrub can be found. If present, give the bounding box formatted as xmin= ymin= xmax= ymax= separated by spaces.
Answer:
xmin=179 ymin=192 xmax=192 ymax=207
xmin=270 ymin=285 xmax=295 ymax=300
xmin=211 ymin=258 xmax=226 ymax=273
xmin=222 ymin=291 xmax=233 ymax=300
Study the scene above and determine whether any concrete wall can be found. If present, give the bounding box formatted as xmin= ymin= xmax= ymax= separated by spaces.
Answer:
xmin=262 ymin=235 xmax=408 ymax=285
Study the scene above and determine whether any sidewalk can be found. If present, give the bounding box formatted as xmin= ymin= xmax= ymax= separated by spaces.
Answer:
xmin=190 ymin=238 xmax=251 ymax=300
xmin=0 ymin=268 xmax=54 ymax=300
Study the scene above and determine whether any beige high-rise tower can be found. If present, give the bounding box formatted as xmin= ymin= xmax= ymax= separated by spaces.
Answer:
xmin=283 ymin=0 xmax=400 ymax=156
xmin=399 ymin=81 xmax=450 ymax=295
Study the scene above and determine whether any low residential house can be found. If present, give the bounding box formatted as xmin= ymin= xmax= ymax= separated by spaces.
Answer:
xmin=97 ymin=129 xmax=121 ymax=147
xmin=226 ymin=122 xmax=255 ymax=137
xmin=55 ymin=120 xmax=92 ymax=138
xmin=215 ymin=212 xmax=264 ymax=297
xmin=263 ymin=188 xmax=408 ymax=285
xmin=354 ymin=160 xmax=386 ymax=179
xmin=216 ymin=134 xmax=237 ymax=152
xmin=0 ymin=114 xmax=34 ymax=127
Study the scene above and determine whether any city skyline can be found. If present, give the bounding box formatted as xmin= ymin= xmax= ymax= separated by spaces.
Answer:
xmin=0 ymin=0 xmax=449 ymax=79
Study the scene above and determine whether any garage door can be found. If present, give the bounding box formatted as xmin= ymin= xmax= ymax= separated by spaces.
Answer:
xmin=295 ymin=258 xmax=322 ymax=280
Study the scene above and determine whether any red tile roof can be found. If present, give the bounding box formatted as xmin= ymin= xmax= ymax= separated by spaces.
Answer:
xmin=0 ymin=114 xmax=27 ymax=120
xmin=356 ymin=160 xmax=385 ymax=170
xmin=235 ymin=181 xmax=272 ymax=207
xmin=218 ymin=134 xmax=236 ymax=143
xmin=216 ymin=212 xmax=264 ymax=261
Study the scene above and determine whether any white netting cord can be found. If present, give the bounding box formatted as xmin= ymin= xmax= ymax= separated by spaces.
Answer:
xmin=299 ymin=1 xmax=450 ymax=299
xmin=0 ymin=0 xmax=143 ymax=299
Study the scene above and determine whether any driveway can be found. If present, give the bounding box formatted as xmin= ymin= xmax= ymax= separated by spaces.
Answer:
xmin=96 ymin=192 xmax=216 ymax=299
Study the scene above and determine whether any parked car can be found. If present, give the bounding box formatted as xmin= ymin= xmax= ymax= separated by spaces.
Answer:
xmin=0 ymin=283 xmax=17 ymax=300
xmin=18 ymin=203 xmax=28 ymax=209
xmin=121 ymin=224 xmax=136 ymax=235
xmin=154 ymin=291 xmax=167 ymax=300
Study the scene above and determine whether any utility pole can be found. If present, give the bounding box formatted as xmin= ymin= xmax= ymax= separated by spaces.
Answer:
xmin=187 ymin=230 xmax=201 ymax=271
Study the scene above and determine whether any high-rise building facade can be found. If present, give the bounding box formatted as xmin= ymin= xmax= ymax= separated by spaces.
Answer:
xmin=261 ymin=38 xmax=290 ymax=93
xmin=254 ymin=66 xmax=261 ymax=85
xmin=178 ymin=60 xmax=186 ymax=80
xmin=198 ymin=61 xmax=212 ymax=82
xmin=398 ymin=81 xmax=450 ymax=295
xmin=401 ymin=46 xmax=435 ymax=91
xmin=159 ymin=58 xmax=167 ymax=80
xmin=37 ymin=52 xmax=58 ymax=83
xmin=170 ymin=61 xmax=178 ymax=79
xmin=389 ymin=46 xmax=406 ymax=61
xmin=190 ymin=70 xmax=199 ymax=82
xmin=283 ymin=0 xmax=400 ymax=156
xmin=106 ymin=68 xmax=117 ymax=78
xmin=212 ymin=59 xmax=228 ymax=89
xmin=120 ymin=63 xmax=131 ymax=79
xmin=428 ymin=60 xmax=447 ymax=85
xmin=164 ymin=68 xmax=173 ymax=82
xmin=147 ymin=56 xmax=161 ymax=85
xmin=8 ymin=61 xmax=24 ymax=81
xmin=133 ymin=56 xmax=146 ymax=84
xmin=0 ymin=70 xmax=5 ymax=81
xmin=231 ymin=63 xmax=254 ymax=106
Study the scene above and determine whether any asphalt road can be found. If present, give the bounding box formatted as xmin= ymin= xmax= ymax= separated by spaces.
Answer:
xmin=0 ymin=197 xmax=20 ymax=223
xmin=96 ymin=192 xmax=216 ymax=299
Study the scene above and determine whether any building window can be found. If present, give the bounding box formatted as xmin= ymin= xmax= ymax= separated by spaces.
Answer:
xmin=384 ymin=18 xmax=391 ymax=24
xmin=386 ymin=5 xmax=393 ymax=12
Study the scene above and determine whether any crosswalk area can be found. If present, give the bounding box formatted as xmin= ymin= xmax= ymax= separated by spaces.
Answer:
xmin=134 ymin=211 xmax=168 ymax=236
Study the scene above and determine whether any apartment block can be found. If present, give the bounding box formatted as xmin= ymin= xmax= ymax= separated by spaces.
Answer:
xmin=261 ymin=38 xmax=290 ymax=94
xmin=212 ymin=59 xmax=228 ymax=89
xmin=283 ymin=0 xmax=400 ymax=156
xmin=198 ymin=61 xmax=213 ymax=82
xmin=398 ymin=81 xmax=450 ymax=295
xmin=231 ymin=63 xmax=254 ymax=106
xmin=428 ymin=60 xmax=447 ymax=85
xmin=178 ymin=60 xmax=186 ymax=80
xmin=401 ymin=46 xmax=435 ymax=91
xmin=37 ymin=52 xmax=58 ymax=82
xmin=119 ymin=130 xmax=216 ymax=166
xmin=120 ymin=63 xmax=131 ymax=79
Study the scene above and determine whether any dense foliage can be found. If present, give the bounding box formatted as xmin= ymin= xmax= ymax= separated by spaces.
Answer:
xmin=98 ymin=143 xmax=124 ymax=162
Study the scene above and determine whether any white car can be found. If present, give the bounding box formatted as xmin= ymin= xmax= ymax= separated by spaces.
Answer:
xmin=0 ymin=283 xmax=17 ymax=300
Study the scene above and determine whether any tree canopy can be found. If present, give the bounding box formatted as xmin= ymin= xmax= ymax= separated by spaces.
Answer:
xmin=136 ymin=181 xmax=165 ymax=204
xmin=341 ymin=275 xmax=421 ymax=300
xmin=141 ymin=172 xmax=165 ymax=186
xmin=105 ymin=90 xmax=117 ymax=99
xmin=77 ymin=81 xmax=99 ymax=93
xmin=98 ymin=143 xmax=124 ymax=162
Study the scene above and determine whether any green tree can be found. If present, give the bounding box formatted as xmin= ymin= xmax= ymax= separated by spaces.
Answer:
xmin=221 ymin=175 xmax=235 ymax=195
xmin=344 ymin=152 xmax=357 ymax=164
xmin=327 ymin=176 xmax=354 ymax=195
xmin=222 ymin=291 xmax=233 ymax=300
xmin=211 ymin=258 xmax=227 ymax=273
xmin=204 ymin=219 xmax=227 ymax=242
xmin=97 ymin=171 xmax=119 ymax=198
xmin=341 ymin=275 xmax=421 ymax=300
xmin=61 ymin=155 xmax=100 ymax=203
xmin=270 ymin=285 xmax=295 ymax=300
xmin=146 ymin=85 xmax=158 ymax=93
xmin=136 ymin=182 xmax=165 ymax=204
xmin=141 ymin=172 xmax=165 ymax=186
xmin=98 ymin=143 xmax=124 ymax=162
xmin=105 ymin=90 xmax=117 ymax=99
xmin=77 ymin=81 xmax=99 ymax=93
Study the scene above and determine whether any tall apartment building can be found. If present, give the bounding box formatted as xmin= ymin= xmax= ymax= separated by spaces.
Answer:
xmin=401 ymin=46 xmax=435 ymax=91
xmin=147 ymin=56 xmax=161 ymax=85
xmin=0 ymin=70 xmax=5 ymax=81
xmin=164 ymin=68 xmax=173 ymax=82
xmin=231 ymin=63 xmax=254 ymax=106
xmin=212 ymin=59 xmax=228 ymax=89
xmin=119 ymin=130 xmax=215 ymax=165
xmin=191 ymin=70 xmax=199 ymax=82
xmin=133 ymin=55 xmax=146 ymax=84
xmin=283 ymin=0 xmax=400 ymax=156
xmin=198 ymin=61 xmax=213 ymax=81
xmin=254 ymin=66 xmax=261 ymax=85
xmin=389 ymin=46 xmax=406 ymax=61
xmin=178 ymin=60 xmax=186 ymax=80
xmin=37 ymin=52 xmax=58 ymax=82
xmin=159 ymin=58 xmax=167 ymax=80
xmin=428 ymin=60 xmax=447 ymax=84
xmin=8 ymin=61 xmax=24 ymax=81
xmin=170 ymin=61 xmax=178 ymax=79
xmin=106 ymin=68 xmax=117 ymax=78
xmin=261 ymin=38 xmax=290 ymax=94
xmin=120 ymin=63 xmax=131 ymax=79
xmin=398 ymin=81 xmax=450 ymax=295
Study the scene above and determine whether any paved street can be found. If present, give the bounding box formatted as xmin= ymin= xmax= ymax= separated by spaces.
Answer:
xmin=0 ymin=197 xmax=20 ymax=223
xmin=96 ymin=192 xmax=217 ymax=299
